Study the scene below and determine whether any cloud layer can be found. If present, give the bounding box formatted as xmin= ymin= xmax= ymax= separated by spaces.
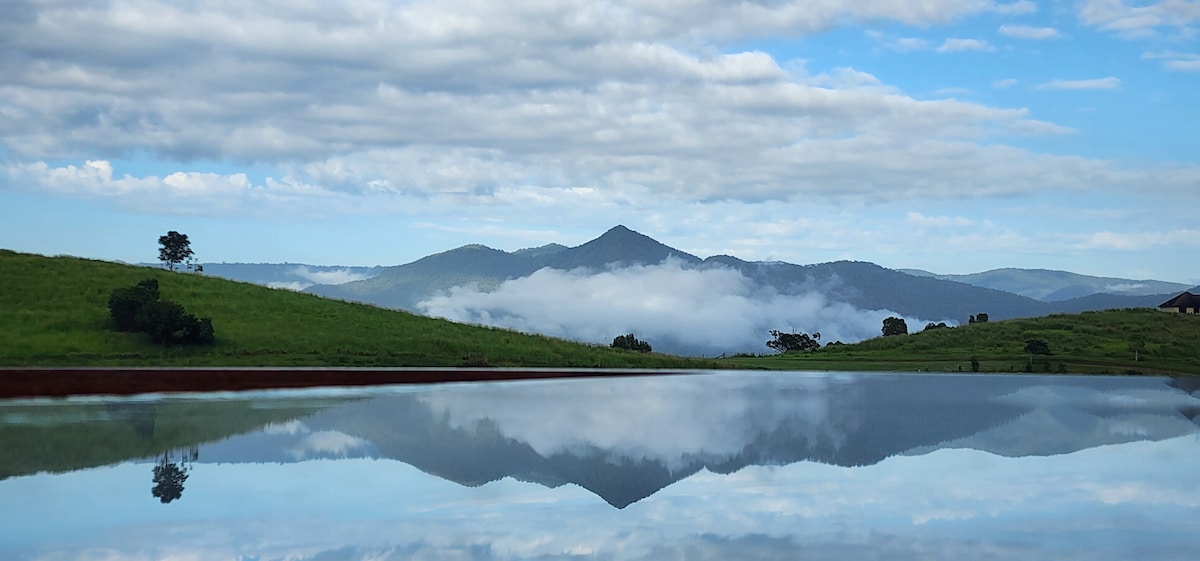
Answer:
xmin=418 ymin=260 xmax=942 ymax=355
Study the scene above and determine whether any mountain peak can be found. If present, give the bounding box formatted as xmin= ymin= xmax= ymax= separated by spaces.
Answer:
xmin=540 ymin=226 xmax=701 ymax=269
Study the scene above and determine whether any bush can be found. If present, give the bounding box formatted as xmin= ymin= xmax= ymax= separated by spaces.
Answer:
xmin=108 ymin=279 xmax=215 ymax=346
xmin=611 ymin=333 xmax=652 ymax=353
xmin=107 ymin=279 xmax=160 ymax=331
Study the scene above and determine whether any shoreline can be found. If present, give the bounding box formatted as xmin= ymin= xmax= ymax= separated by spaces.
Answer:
xmin=0 ymin=367 xmax=694 ymax=399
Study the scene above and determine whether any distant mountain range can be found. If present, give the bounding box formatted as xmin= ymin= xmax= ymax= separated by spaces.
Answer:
xmin=900 ymin=267 xmax=1192 ymax=302
xmin=174 ymin=226 xmax=1192 ymax=351
xmin=296 ymin=225 xmax=1185 ymax=323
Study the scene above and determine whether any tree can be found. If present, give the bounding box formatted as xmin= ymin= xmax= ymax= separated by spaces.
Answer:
xmin=923 ymin=322 xmax=948 ymax=331
xmin=1129 ymin=338 xmax=1146 ymax=362
xmin=1024 ymin=339 xmax=1051 ymax=370
xmin=766 ymin=330 xmax=821 ymax=353
xmin=151 ymin=452 xmax=188 ymax=504
xmin=882 ymin=317 xmax=908 ymax=337
xmin=158 ymin=231 xmax=194 ymax=271
xmin=611 ymin=333 xmax=652 ymax=353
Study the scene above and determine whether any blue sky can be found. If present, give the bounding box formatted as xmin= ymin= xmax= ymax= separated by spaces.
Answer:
xmin=1 ymin=0 xmax=1197 ymax=283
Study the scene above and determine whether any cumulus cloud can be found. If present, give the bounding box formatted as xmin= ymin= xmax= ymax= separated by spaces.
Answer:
xmin=1143 ymin=50 xmax=1200 ymax=72
xmin=1078 ymin=0 xmax=1200 ymax=37
xmin=998 ymin=24 xmax=1062 ymax=39
xmin=1036 ymin=77 xmax=1122 ymax=90
xmin=417 ymin=260 xmax=942 ymax=355
xmin=2 ymin=0 xmax=1181 ymax=219
xmin=937 ymin=38 xmax=997 ymax=52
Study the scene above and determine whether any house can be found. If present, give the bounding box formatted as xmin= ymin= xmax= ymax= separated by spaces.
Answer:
xmin=1158 ymin=291 xmax=1200 ymax=314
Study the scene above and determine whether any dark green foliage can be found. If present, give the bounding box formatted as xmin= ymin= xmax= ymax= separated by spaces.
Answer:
xmin=924 ymin=322 xmax=948 ymax=331
xmin=108 ymin=279 xmax=215 ymax=346
xmin=882 ymin=316 xmax=908 ymax=337
xmin=611 ymin=333 xmax=652 ymax=353
xmin=158 ymin=231 xmax=194 ymax=271
xmin=970 ymin=355 xmax=980 ymax=372
xmin=969 ymin=313 xmax=990 ymax=324
xmin=151 ymin=458 xmax=188 ymax=504
xmin=107 ymin=279 xmax=160 ymax=331
xmin=1024 ymin=339 xmax=1051 ymax=355
xmin=767 ymin=330 xmax=821 ymax=353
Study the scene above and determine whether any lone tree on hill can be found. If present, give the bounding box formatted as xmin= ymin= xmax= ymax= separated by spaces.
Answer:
xmin=766 ymin=330 xmax=821 ymax=353
xmin=158 ymin=231 xmax=194 ymax=271
xmin=882 ymin=316 xmax=908 ymax=337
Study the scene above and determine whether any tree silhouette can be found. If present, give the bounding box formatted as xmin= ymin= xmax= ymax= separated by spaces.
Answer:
xmin=766 ymin=330 xmax=821 ymax=353
xmin=158 ymin=231 xmax=194 ymax=271
xmin=151 ymin=450 xmax=189 ymax=504
xmin=882 ymin=316 xmax=908 ymax=337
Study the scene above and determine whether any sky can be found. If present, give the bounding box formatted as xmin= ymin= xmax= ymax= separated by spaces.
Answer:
xmin=1 ymin=0 xmax=1198 ymax=283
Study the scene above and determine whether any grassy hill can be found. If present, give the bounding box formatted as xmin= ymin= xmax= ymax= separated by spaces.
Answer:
xmin=0 ymin=250 xmax=730 ymax=369
xmin=733 ymin=309 xmax=1200 ymax=375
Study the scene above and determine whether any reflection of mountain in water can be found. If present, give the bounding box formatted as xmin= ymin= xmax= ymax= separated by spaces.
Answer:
xmin=275 ymin=374 xmax=1198 ymax=508
xmin=8 ymin=374 xmax=1195 ymax=509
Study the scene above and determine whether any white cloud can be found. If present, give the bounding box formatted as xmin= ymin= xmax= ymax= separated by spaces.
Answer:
xmin=992 ymin=78 xmax=1018 ymax=88
xmin=291 ymin=266 xmax=374 ymax=286
xmin=937 ymin=38 xmax=997 ymax=52
xmin=1078 ymin=0 xmax=1200 ymax=37
xmin=1036 ymin=77 xmax=1121 ymax=90
xmin=992 ymin=1 xmax=1039 ymax=15
xmin=998 ymin=24 xmax=1062 ymax=39
xmin=1143 ymin=50 xmax=1200 ymax=71
xmin=907 ymin=212 xmax=974 ymax=227
xmin=417 ymin=260 xmax=939 ymax=354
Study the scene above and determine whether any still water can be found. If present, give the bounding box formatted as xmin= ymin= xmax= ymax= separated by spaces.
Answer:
xmin=2 ymin=371 xmax=1198 ymax=560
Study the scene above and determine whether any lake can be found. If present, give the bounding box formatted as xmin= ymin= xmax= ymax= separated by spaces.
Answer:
xmin=2 ymin=371 xmax=1198 ymax=560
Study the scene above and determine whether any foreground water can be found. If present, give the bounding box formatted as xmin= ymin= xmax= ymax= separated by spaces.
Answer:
xmin=1 ymin=371 xmax=1198 ymax=560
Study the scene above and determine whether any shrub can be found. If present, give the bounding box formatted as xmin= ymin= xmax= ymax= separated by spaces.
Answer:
xmin=611 ymin=333 xmax=652 ymax=353
xmin=108 ymin=279 xmax=215 ymax=346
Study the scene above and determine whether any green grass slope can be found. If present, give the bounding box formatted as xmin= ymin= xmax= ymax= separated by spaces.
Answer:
xmin=0 ymin=250 xmax=730 ymax=368
xmin=734 ymin=309 xmax=1200 ymax=375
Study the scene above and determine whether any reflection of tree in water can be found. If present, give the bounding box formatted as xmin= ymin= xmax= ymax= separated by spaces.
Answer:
xmin=151 ymin=446 xmax=198 ymax=504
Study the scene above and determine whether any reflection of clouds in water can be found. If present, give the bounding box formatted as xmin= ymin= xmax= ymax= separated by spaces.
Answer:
xmin=417 ymin=374 xmax=863 ymax=469
xmin=288 ymin=431 xmax=371 ymax=461
xmin=257 ymin=420 xmax=370 ymax=460
xmin=19 ymin=436 xmax=1199 ymax=561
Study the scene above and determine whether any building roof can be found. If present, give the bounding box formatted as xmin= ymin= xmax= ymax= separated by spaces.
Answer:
xmin=1159 ymin=291 xmax=1200 ymax=309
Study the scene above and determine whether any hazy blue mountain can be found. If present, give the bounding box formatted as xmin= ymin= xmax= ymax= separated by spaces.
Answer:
xmin=304 ymin=225 xmax=1178 ymax=327
xmin=307 ymin=225 xmax=700 ymax=310
xmin=898 ymin=267 xmax=1191 ymax=302
xmin=144 ymin=262 xmax=386 ymax=291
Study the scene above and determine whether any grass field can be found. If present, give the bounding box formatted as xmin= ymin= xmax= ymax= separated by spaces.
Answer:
xmin=3 ymin=249 xmax=1197 ymax=374
xmin=0 ymin=250 xmax=732 ymax=369
xmin=731 ymin=308 xmax=1200 ymax=375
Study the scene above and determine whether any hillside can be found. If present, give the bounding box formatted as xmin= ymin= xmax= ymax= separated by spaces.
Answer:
xmin=0 ymin=249 xmax=729 ymax=369
xmin=735 ymin=309 xmax=1200 ymax=375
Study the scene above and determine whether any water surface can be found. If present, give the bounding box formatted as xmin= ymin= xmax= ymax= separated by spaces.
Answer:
xmin=2 ymin=372 xmax=1198 ymax=560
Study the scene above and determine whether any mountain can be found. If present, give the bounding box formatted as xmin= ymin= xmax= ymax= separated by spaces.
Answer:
xmin=307 ymin=225 xmax=701 ymax=310
xmin=307 ymin=226 xmax=1174 ymax=335
xmin=898 ymin=267 xmax=1191 ymax=302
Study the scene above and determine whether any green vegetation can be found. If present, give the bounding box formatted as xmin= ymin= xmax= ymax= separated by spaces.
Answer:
xmin=3 ymin=249 xmax=1196 ymax=375
xmin=738 ymin=308 xmax=1200 ymax=375
xmin=611 ymin=333 xmax=652 ymax=353
xmin=0 ymin=250 xmax=729 ymax=368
